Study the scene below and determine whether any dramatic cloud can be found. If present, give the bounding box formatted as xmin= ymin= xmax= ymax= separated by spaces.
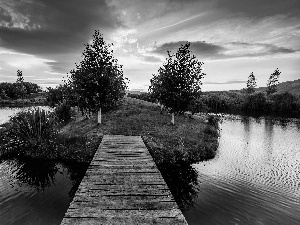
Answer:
xmin=150 ymin=41 xmax=298 ymax=60
xmin=216 ymin=0 xmax=300 ymax=19
xmin=0 ymin=0 xmax=122 ymax=56
xmin=151 ymin=41 xmax=224 ymax=58
xmin=204 ymin=80 xmax=246 ymax=85
xmin=0 ymin=0 xmax=299 ymax=90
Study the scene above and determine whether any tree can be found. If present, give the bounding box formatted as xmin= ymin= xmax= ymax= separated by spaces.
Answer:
xmin=23 ymin=82 xmax=42 ymax=94
xmin=67 ymin=30 xmax=127 ymax=123
xmin=16 ymin=70 xmax=24 ymax=83
xmin=246 ymin=72 xmax=257 ymax=94
xmin=266 ymin=68 xmax=281 ymax=95
xmin=16 ymin=70 xmax=26 ymax=98
xmin=149 ymin=42 xmax=205 ymax=125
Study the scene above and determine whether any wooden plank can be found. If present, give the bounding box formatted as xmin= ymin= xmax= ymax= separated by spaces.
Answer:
xmin=61 ymin=135 xmax=188 ymax=225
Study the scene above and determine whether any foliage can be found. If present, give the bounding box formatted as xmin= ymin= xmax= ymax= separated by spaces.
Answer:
xmin=246 ymin=72 xmax=257 ymax=94
xmin=16 ymin=70 xmax=26 ymax=98
xmin=46 ymin=84 xmax=76 ymax=107
xmin=270 ymin=92 xmax=299 ymax=113
xmin=23 ymin=82 xmax=42 ymax=94
xmin=66 ymin=30 xmax=127 ymax=114
xmin=243 ymin=92 xmax=268 ymax=111
xmin=54 ymin=100 xmax=74 ymax=123
xmin=266 ymin=68 xmax=281 ymax=95
xmin=0 ymin=82 xmax=42 ymax=100
xmin=149 ymin=42 xmax=205 ymax=114
xmin=16 ymin=70 xmax=24 ymax=83
xmin=4 ymin=108 xmax=57 ymax=154
xmin=127 ymin=92 xmax=157 ymax=103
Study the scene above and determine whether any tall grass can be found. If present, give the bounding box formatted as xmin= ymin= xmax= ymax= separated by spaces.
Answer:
xmin=4 ymin=108 xmax=57 ymax=156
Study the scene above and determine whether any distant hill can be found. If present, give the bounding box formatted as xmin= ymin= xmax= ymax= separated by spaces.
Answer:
xmin=256 ymin=79 xmax=300 ymax=96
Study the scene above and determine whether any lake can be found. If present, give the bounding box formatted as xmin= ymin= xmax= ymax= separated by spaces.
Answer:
xmin=0 ymin=106 xmax=88 ymax=225
xmin=1 ymin=107 xmax=300 ymax=224
xmin=0 ymin=159 xmax=88 ymax=225
xmin=169 ymin=114 xmax=300 ymax=224
xmin=0 ymin=106 xmax=52 ymax=125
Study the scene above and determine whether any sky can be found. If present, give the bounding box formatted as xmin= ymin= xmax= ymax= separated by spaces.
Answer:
xmin=0 ymin=0 xmax=299 ymax=91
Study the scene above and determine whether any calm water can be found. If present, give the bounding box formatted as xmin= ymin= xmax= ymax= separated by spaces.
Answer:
xmin=0 ymin=159 xmax=87 ymax=225
xmin=0 ymin=106 xmax=51 ymax=125
xmin=175 ymin=115 xmax=300 ymax=224
xmin=0 ymin=107 xmax=87 ymax=224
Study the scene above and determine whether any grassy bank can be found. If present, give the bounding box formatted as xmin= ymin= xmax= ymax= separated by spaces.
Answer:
xmin=59 ymin=97 xmax=219 ymax=165
xmin=0 ymin=97 xmax=219 ymax=165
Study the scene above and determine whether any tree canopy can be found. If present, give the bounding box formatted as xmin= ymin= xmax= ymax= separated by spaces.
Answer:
xmin=266 ymin=68 xmax=281 ymax=95
xmin=246 ymin=72 xmax=257 ymax=94
xmin=149 ymin=42 xmax=205 ymax=115
xmin=66 ymin=30 xmax=128 ymax=113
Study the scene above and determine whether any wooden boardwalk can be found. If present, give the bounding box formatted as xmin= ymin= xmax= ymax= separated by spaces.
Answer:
xmin=61 ymin=135 xmax=188 ymax=224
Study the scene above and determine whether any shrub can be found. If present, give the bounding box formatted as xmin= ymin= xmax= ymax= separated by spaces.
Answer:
xmin=4 ymin=108 xmax=57 ymax=155
xmin=207 ymin=115 xmax=220 ymax=131
xmin=54 ymin=100 xmax=74 ymax=123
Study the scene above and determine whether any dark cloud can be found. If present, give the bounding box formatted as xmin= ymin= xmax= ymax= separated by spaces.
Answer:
xmin=216 ymin=0 xmax=300 ymax=19
xmin=150 ymin=41 xmax=297 ymax=60
xmin=0 ymin=7 xmax=13 ymax=24
xmin=205 ymin=80 xmax=246 ymax=85
xmin=0 ymin=0 xmax=123 ymax=64
xmin=151 ymin=41 xmax=224 ymax=58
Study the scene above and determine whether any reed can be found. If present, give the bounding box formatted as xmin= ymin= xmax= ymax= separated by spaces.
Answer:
xmin=5 ymin=108 xmax=57 ymax=154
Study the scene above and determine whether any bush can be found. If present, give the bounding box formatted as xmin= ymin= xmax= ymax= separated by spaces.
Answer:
xmin=54 ymin=100 xmax=74 ymax=123
xmin=4 ymin=108 xmax=57 ymax=155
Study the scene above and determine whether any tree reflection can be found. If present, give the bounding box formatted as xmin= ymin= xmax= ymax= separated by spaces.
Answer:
xmin=158 ymin=162 xmax=199 ymax=211
xmin=12 ymin=158 xmax=58 ymax=191
xmin=63 ymin=162 xmax=89 ymax=201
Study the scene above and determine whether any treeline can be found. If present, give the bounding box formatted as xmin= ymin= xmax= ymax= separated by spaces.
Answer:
xmin=128 ymin=91 xmax=300 ymax=116
xmin=0 ymin=82 xmax=42 ymax=99
xmin=127 ymin=93 xmax=157 ymax=103
xmin=190 ymin=91 xmax=300 ymax=115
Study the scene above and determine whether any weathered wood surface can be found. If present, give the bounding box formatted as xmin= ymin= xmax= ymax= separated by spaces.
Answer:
xmin=61 ymin=135 xmax=188 ymax=225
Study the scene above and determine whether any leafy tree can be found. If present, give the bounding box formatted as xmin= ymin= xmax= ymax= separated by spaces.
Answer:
xmin=67 ymin=30 xmax=127 ymax=123
xmin=149 ymin=42 xmax=205 ymax=125
xmin=16 ymin=70 xmax=26 ymax=98
xmin=16 ymin=70 xmax=24 ymax=83
xmin=23 ymin=82 xmax=42 ymax=94
xmin=266 ymin=68 xmax=281 ymax=95
xmin=246 ymin=72 xmax=257 ymax=94
xmin=46 ymin=84 xmax=76 ymax=107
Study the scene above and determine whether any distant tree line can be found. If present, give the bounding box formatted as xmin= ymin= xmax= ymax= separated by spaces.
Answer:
xmin=0 ymin=70 xmax=42 ymax=100
xmin=130 ymin=67 xmax=300 ymax=117
xmin=127 ymin=93 xmax=157 ymax=103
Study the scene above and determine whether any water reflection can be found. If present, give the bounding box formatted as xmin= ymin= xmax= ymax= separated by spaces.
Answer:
xmin=0 ymin=159 xmax=88 ymax=225
xmin=158 ymin=163 xmax=199 ymax=211
xmin=9 ymin=159 xmax=58 ymax=191
xmin=184 ymin=115 xmax=300 ymax=225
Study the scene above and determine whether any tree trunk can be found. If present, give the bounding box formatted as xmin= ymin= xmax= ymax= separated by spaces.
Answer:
xmin=98 ymin=107 xmax=102 ymax=124
xmin=171 ymin=113 xmax=175 ymax=125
